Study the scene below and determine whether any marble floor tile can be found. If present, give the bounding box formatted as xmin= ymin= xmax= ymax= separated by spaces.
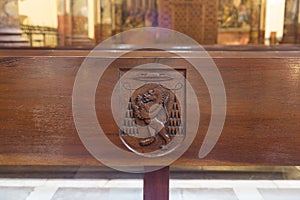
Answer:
xmin=180 ymin=188 xmax=238 ymax=200
xmin=26 ymin=186 xmax=58 ymax=200
xmin=51 ymin=188 xmax=142 ymax=200
xmin=170 ymin=188 xmax=184 ymax=200
xmin=104 ymin=179 xmax=142 ymax=188
xmin=0 ymin=179 xmax=300 ymax=200
xmin=258 ymin=188 xmax=300 ymax=200
xmin=107 ymin=188 xmax=142 ymax=200
xmin=273 ymin=181 xmax=300 ymax=188
xmin=0 ymin=187 xmax=33 ymax=200
xmin=44 ymin=179 xmax=109 ymax=188
xmin=51 ymin=188 xmax=109 ymax=200
xmin=233 ymin=187 xmax=264 ymax=200
xmin=0 ymin=179 xmax=47 ymax=187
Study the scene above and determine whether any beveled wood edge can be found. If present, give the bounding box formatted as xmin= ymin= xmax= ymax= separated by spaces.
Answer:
xmin=0 ymin=49 xmax=300 ymax=58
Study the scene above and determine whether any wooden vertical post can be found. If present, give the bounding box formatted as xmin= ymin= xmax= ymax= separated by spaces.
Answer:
xmin=143 ymin=166 xmax=169 ymax=200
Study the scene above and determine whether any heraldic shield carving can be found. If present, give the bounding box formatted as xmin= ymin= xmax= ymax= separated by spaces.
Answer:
xmin=117 ymin=66 xmax=186 ymax=157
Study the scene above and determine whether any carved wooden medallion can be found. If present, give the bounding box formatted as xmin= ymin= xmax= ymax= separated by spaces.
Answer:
xmin=118 ymin=68 xmax=185 ymax=156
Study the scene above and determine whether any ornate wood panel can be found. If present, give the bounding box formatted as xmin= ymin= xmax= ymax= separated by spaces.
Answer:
xmin=0 ymin=49 xmax=299 ymax=166
xmin=172 ymin=1 xmax=205 ymax=44
xmin=117 ymin=68 xmax=186 ymax=156
xmin=158 ymin=0 xmax=218 ymax=44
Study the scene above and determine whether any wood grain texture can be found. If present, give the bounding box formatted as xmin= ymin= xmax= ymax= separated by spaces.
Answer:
xmin=144 ymin=167 xmax=169 ymax=200
xmin=0 ymin=49 xmax=299 ymax=166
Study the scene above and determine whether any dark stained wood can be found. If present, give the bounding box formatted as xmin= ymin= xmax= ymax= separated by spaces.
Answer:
xmin=120 ymin=82 xmax=182 ymax=153
xmin=144 ymin=166 xmax=169 ymax=200
xmin=0 ymin=49 xmax=299 ymax=166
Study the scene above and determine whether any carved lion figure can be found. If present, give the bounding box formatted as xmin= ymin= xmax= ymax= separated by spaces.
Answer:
xmin=131 ymin=84 xmax=173 ymax=146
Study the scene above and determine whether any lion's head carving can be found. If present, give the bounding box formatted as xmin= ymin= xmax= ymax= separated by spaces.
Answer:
xmin=126 ymin=83 xmax=180 ymax=147
xmin=132 ymin=87 xmax=170 ymax=125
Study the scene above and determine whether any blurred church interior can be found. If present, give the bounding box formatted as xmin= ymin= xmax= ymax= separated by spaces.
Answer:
xmin=0 ymin=0 xmax=299 ymax=48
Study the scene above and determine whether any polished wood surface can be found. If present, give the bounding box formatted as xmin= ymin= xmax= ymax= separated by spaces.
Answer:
xmin=0 ymin=49 xmax=299 ymax=166
xmin=144 ymin=167 xmax=169 ymax=200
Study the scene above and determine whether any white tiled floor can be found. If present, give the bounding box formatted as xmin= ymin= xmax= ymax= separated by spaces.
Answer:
xmin=0 ymin=179 xmax=299 ymax=200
